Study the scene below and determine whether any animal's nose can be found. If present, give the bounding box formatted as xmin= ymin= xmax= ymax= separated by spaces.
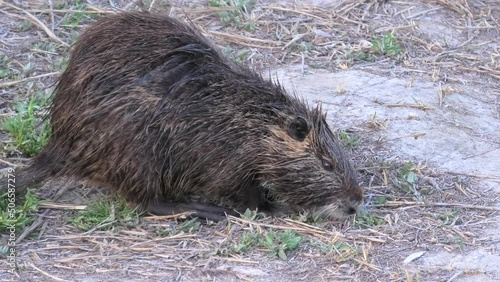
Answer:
xmin=346 ymin=207 xmax=357 ymax=215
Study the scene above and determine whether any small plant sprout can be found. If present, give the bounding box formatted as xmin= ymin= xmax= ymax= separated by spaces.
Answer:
xmin=209 ymin=0 xmax=256 ymax=31
xmin=371 ymin=33 xmax=401 ymax=56
xmin=2 ymin=93 xmax=52 ymax=157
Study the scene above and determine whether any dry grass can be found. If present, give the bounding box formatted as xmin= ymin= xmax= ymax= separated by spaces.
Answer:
xmin=0 ymin=0 xmax=498 ymax=281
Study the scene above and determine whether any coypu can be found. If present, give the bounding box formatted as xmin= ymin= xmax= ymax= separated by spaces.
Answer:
xmin=1 ymin=11 xmax=363 ymax=221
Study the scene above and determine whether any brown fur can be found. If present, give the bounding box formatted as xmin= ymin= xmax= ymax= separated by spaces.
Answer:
xmin=1 ymin=11 xmax=363 ymax=221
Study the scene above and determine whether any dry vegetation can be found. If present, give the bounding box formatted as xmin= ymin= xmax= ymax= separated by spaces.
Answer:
xmin=0 ymin=0 xmax=499 ymax=281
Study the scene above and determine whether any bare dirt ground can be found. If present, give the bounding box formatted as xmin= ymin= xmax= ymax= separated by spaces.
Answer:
xmin=0 ymin=0 xmax=499 ymax=281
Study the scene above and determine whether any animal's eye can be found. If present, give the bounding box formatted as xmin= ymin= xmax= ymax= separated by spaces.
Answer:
xmin=288 ymin=117 xmax=310 ymax=142
xmin=322 ymin=159 xmax=333 ymax=171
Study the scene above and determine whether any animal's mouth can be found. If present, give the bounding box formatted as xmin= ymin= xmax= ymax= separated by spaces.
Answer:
xmin=311 ymin=201 xmax=364 ymax=220
xmin=345 ymin=206 xmax=358 ymax=216
xmin=256 ymin=178 xmax=364 ymax=219
xmin=343 ymin=200 xmax=365 ymax=217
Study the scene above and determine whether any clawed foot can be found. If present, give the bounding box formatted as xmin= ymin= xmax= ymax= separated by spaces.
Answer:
xmin=147 ymin=199 xmax=240 ymax=222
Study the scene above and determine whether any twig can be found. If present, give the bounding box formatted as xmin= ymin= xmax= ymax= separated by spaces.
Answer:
xmin=352 ymin=258 xmax=382 ymax=272
xmin=208 ymin=30 xmax=282 ymax=45
xmin=457 ymin=66 xmax=500 ymax=80
xmin=228 ymin=215 xmax=341 ymax=237
xmin=374 ymin=24 xmax=417 ymax=33
xmin=462 ymin=146 xmax=500 ymax=160
xmin=85 ymin=4 xmax=116 ymax=14
xmin=0 ymin=168 xmax=13 ymax=175
xmin=143 ymin=212 xmax=195 ymax=220
xmin=16 ymin=182 xmax=72 ymax=244
xmin=22 ymin=10 xmax=69 ymax=47
xmin=0 ymin=72 xmax=60 ymax=88
xmin=221 ymin=41 xmax=282 ymax=50
xmin=211 ymin=256 xmax=259 ymax=264
xmin=371 ymin=201 xmax=500 ymax=211
xmin=27 ymin=262 xmax=70 ymax=282
xmin=16 ymin=210 xmax=51 ymax=244
xmin=148 ymin=0 xmax=156 ymax=11
xmin=281 ymin=33 xmax=307 ymax=50
xmin=48 ymin=0 xmax=55 ymax=32
xmin=26 ymin=9 xmax=110 ymax=14
xmin=0 ymin=158 xmax=18 ymax=167
xmin=380 ymin=132 xmax=427 ymax=143
xmin=282 ymin=218 xmax=326 ymax=231
xmin=265 ymin=6 xmax=326 ymax=20
xmin=447 ymin=271 xmax=464 ymax=282
xmin=1 ymin=0 xmax=69 ymax=47
xmin=301 ymin=52 xmax=305 ymax=77
xmin=438 ymin=171 xmax=500 ymax=182
xmin=123 ymin=0 xmax=143 ymax=10
xmin=407 ymin=7 xmax=441 ymax=19
xmin=385 ymin=103 xmax=434 ymax=110
xmin=438 ymin=81 xmax=443 ymax=107
xmin=39 ymin=202 xmax=87 ymax=210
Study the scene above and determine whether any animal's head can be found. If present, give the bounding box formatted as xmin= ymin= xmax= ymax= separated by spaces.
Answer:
xmin=259 ymin=103 xmax=363 ymax=220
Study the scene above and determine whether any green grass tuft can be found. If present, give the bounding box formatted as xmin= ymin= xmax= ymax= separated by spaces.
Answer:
xmin=68 ymin=197 xmax=142 ymax=231
xmin=209 ymin=0 xmax=256 ymax=31
xmin=176 ymin=218 xmax=201 ymax=234
xmin=262 ymin=229 xmax=302 ymax=260
xmin=1 ymin=93 xmax=52 ymax=157
xmin=394 ymin=162 xmax=420 ymax=194
xmin=372 ymin=33 xmax=401 ymax=56
xmin=0 ymin=55 xmax=14 ymax=80
xmin=59 ymin=1 xmax=98 ymax=29
xmin=339 ymin=130 xmax=359 ymax=148
xmin=16 ymin=19 xmax=32 ymax=32
xmin=229 ymin=229 xmax=302 ymax=260
xmin=231 ymin=231 xmax=262 ymax=253
xmin=0 ymin=189 xmax=40 ymax=234
xmin=355 ymin=210 xmax=385 ymax=228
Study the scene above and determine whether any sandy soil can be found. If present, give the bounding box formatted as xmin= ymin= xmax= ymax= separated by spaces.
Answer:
xmin=274 ymin=64 xmax=500 ymax=281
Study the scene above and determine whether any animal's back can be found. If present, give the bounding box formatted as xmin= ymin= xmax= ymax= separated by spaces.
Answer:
xmin=51 ymin=12 xmax=241 ymax=128
xmin=10 ymin=12 xmax=274 ymax=208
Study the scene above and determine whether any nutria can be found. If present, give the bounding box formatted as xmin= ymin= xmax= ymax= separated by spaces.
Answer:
xmin=1 ymin=11 xmax=363 ymax=221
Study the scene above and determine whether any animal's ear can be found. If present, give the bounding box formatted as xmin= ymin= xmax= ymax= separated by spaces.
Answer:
xmin=288 ymin=117 xmax=310 ymax=141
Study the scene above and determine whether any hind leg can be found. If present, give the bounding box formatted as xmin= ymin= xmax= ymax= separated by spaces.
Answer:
xmin=0 ymin=168 xmax=41 ymax=196
xmin=147 ymin=198 xmax=239 ymax=222
xmin=0 ymin=140 xmax=72 ymax=196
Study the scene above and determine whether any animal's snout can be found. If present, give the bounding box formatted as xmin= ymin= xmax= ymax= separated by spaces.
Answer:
xmin=346 ymin=206 xmax=357 ymax=215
